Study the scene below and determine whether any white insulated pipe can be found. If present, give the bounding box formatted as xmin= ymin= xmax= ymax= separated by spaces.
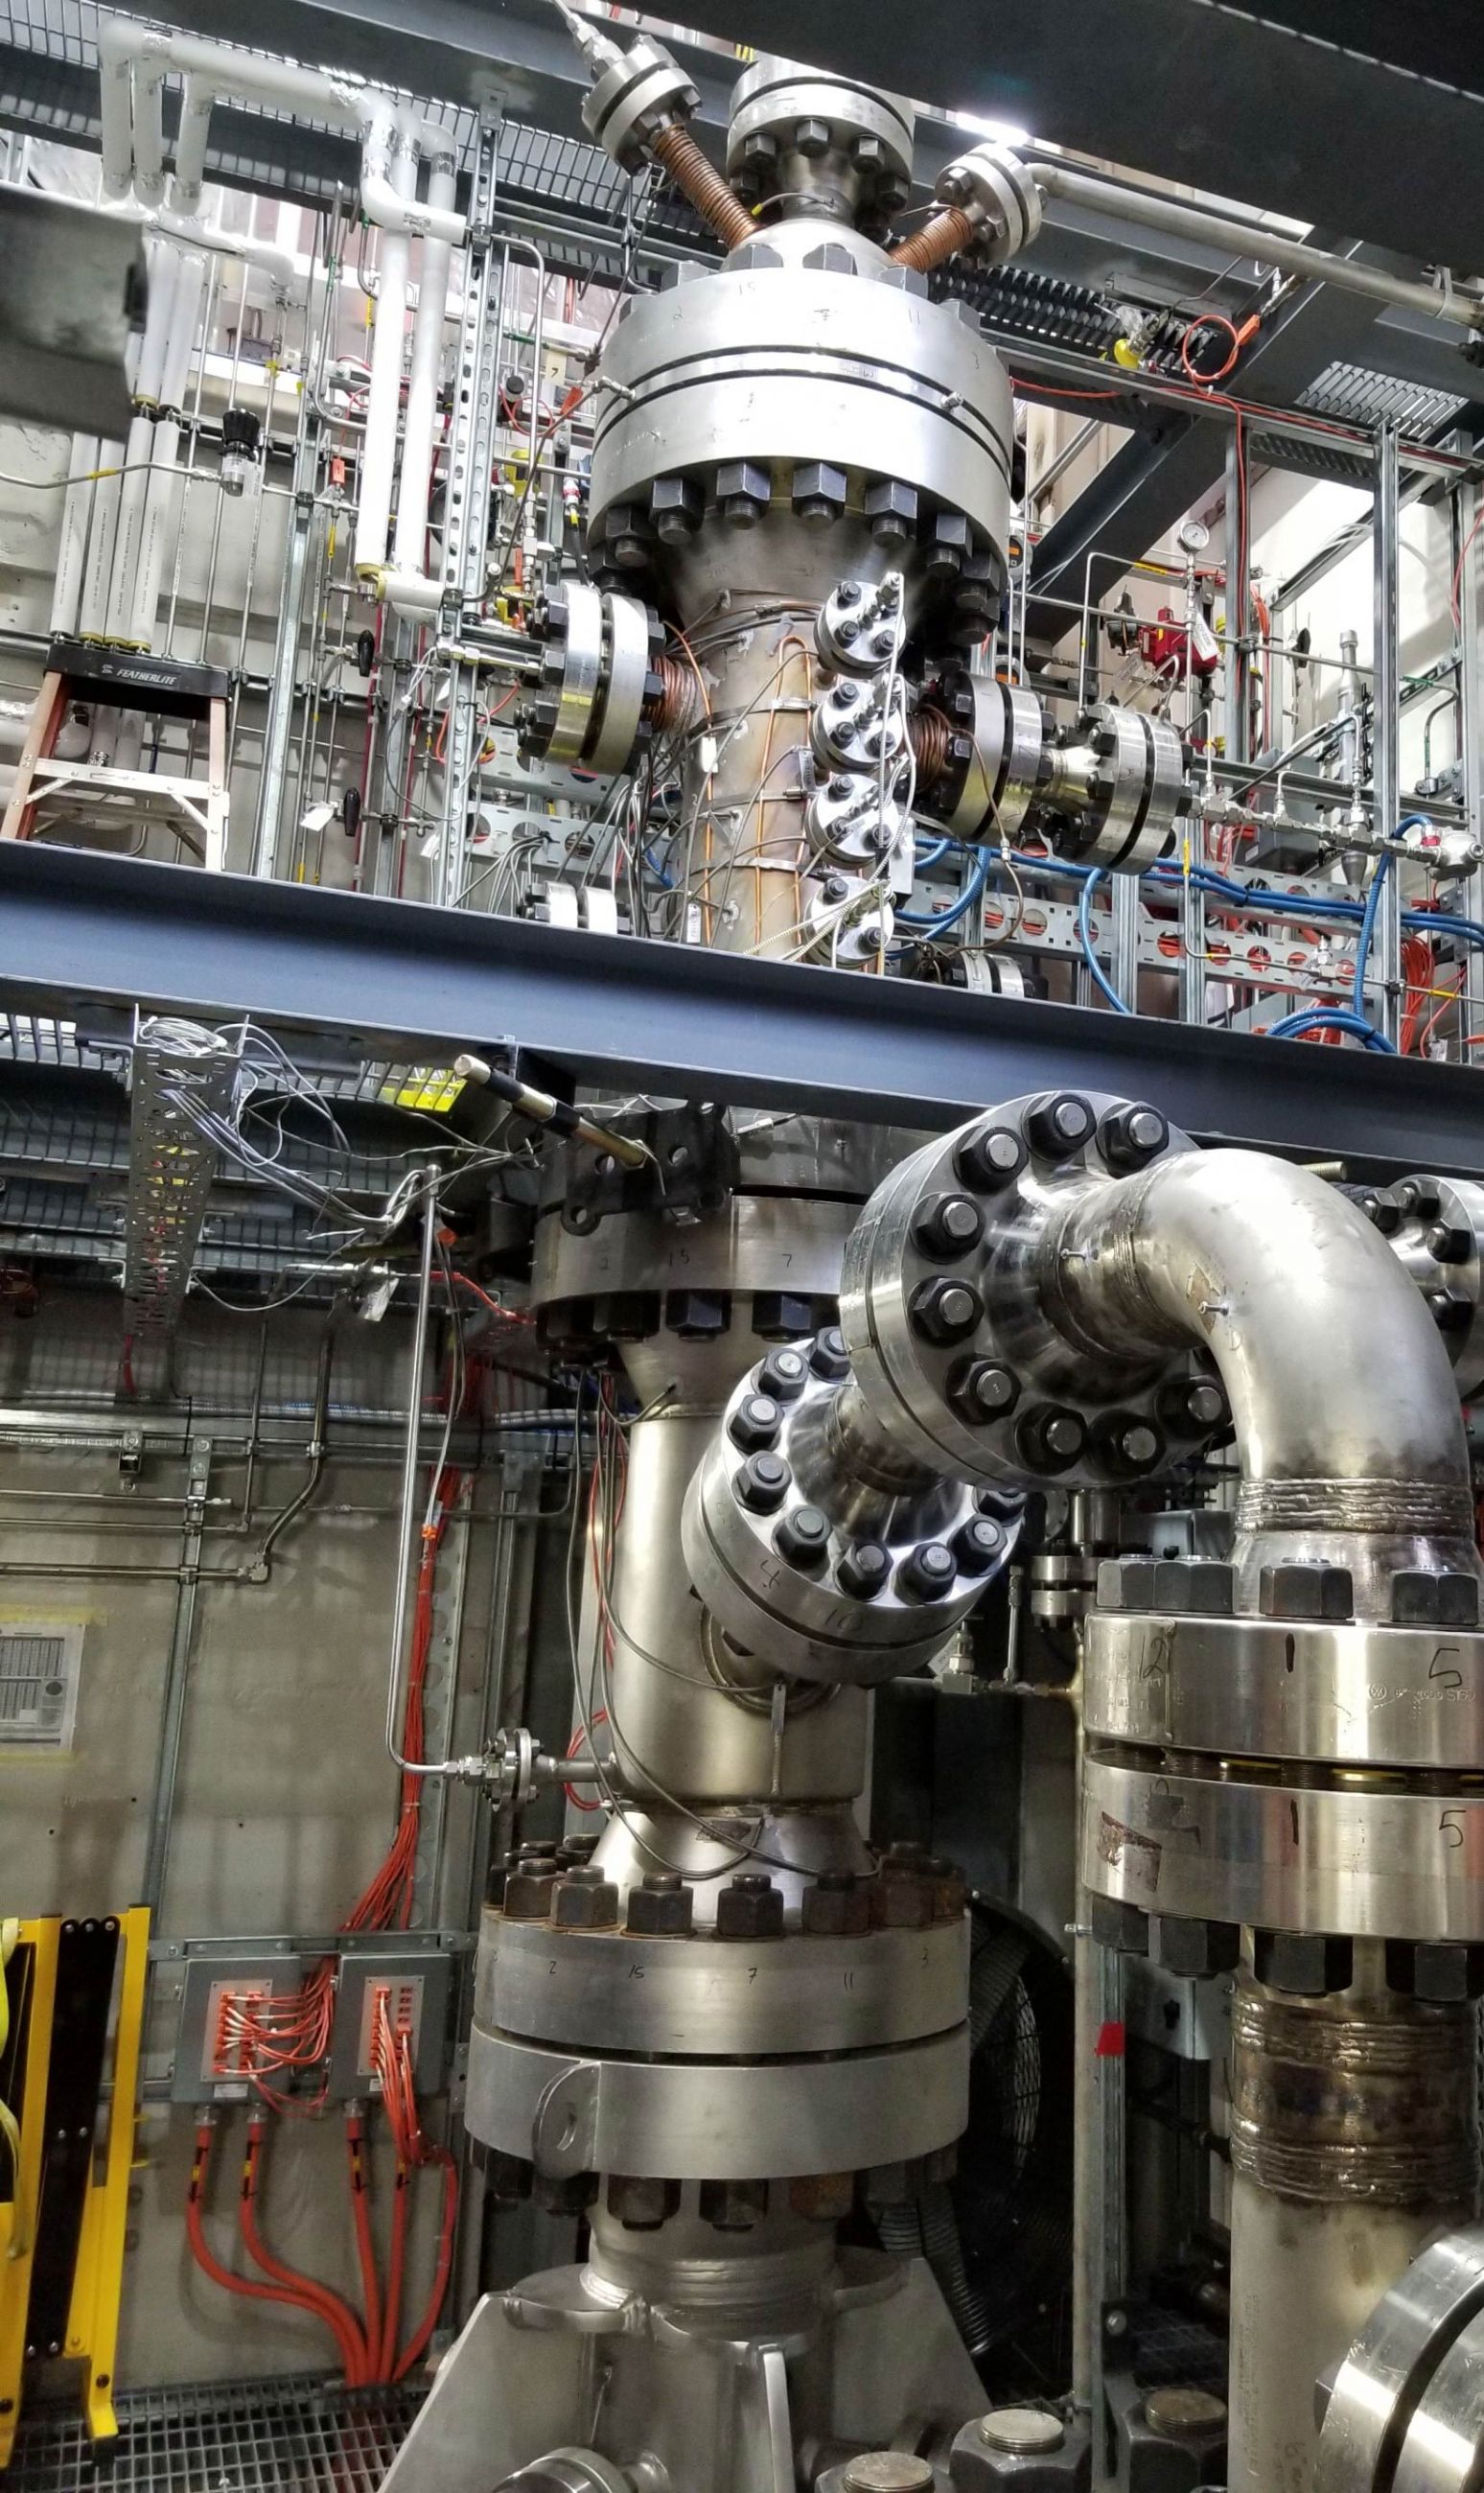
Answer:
xmin=50 ymin=435 xmax=101 ymax=639
xmin=355 ymin=126 xmax=416 ymax=579
xmin=79 ymin=448 xmax=125 ymax=641
xmin=390 ymin=138 xmax=457 ymax=579
xmin=96 ymin=18 xmax=465 ymax=244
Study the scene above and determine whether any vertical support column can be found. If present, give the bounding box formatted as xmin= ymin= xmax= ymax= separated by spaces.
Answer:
xmin=441 ymin=123 xmax=502 ymax=913
xmin=1223 ymin=430 xmax=1250 ymax=773
xmin=1073 ymin=1914 xmax=1126 ymax=2489
xmin=1372 ymin=422 xmax=1403 ymax=1044
xmin=1110 ymin=878 xmax=1139 ymax=1014
xmin=141 ymin=1435 xmax=211 ymax=1917
xmin=1455 ymin=467 xmax=1484 ymax=1052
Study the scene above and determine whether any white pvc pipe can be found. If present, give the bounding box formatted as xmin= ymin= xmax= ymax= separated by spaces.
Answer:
xmin=159 ymin=248 xmax=206 ymax=412
xmin=104 ymin=409 xmax=158 ymax=642
xmin=135 ymin=234 xmax=180 ymax=407
xmin=355 ymin=130 xmax=415 ymax=577
xmin=95 ymin=18 xmax=464 ymax=244
xmin=390 ymin=138 xmax=456 ymax=578
xmin=171 ymin=73 xmax=215 ymax=219
xmin=130 ymin=55 xmax=167 ymax=206
xmin=50 ymin=435 xmax=100 ymax=639
xmin=97 ymin=35 xmax=133 ymax=198
xmin=79 ymin=448 xmax=125 ymax=640
xmin=131 ymin=417 xmax=184 ymax=651
xmin=381 ymin=570 xmax=444 ymax=617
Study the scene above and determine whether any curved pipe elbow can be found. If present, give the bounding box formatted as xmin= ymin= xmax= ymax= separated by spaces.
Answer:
xmin=1051 ymin=1147 xmax=1477 ymax=1603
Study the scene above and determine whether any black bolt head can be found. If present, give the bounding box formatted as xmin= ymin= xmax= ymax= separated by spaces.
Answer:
xmin=1364 ymin=1192 xmax=1403 ymax=1236
xmin=758 ymin=1346 xmax=809 ymax=1401
xmin=907 ymin=1276 xmax=983 ymax=1346
xmin=1159 ymin=1376 xmax=1229 ymax=1437
xmin=838 ymin=1541 xmax=892 ymax=1599
xmin=1428 ymin=1223 xmax=1473 ymax=1265
xmin=1398 ymin=1180 xmax=1443 ymax=1222
xmin=1025 ymin=1092 xmax=1096 ymax=1159
xmin=952 ymin=1515 xmax=1004 ymax=1576
xmin=911 ymin=1191 xmax=985 ymax=1260
xmin=776 ymin=1505 xmax=830 ymax=1570
xmin=1428 ymin=1286 xmax=1473 ymax=1334
xmin=898 ymin=1541 xmax=958 ymax=1601
xmin=810 ymin=1327 xmax=850 ymax=1381
xmin=730 ymin=1393 xmax=782 ymax=1454
xmin=1017 ymin=1404 xmax=1086 ymax=1472
xmin=1100 ymin=1103 xmax=1170 ymax=1175
xmin=954 ymin=1123 xmax=1028 ymax=1193
xmin=947 ymin=1357 xmax=1020 ymax=1425
xmin=737 ymin=1451 xmax=791 ymax=1513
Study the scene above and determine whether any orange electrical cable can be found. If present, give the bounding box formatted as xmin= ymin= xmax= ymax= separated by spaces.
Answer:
xmin=379 ymin=2161 xmax=410 ymax=2384
xmin=239 ymin=2118 xmax=370 ymax=2385
xmin=345 ymin=2111 xmax=382 ymax=2380
xmin=393 ymin=2148 xmax=457 ymax=2382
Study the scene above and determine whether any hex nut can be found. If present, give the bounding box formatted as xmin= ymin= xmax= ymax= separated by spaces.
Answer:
xmin=842 ymin=2456 xmax=935 ymax=2493
xmin=503 ymin=1861 xmax=560 ymax=1920
xmin=911 ymin=1192 xmax=985 ymax=1260
xmin=952 ymin=1515 xmax=1006 ymax=1576
xmin=1428 ymin=1286 xmax=1472 ymax=1334
xmin=701 ymin=2176 xmax=769 ymax=2230
xmin=715 ymin=1873 xmax=784 ymax=1939
xmin=795 ymin=116 xmax=831 ymax=156
xmin=810 ymin=1326 xmax=851 ymax=1380
xmin=625 ymin=1872 xmax=694 ymax=1936
xmin=898 ymin=1542 xmax=958 ymax=1602
xmin=908 ymin=1277 xmax=984 ymax=1346
xmin=1159 ymin=1376 xmax=1229 ymax=1437
xmin=793 ymin=458 xmax=848 ymax=522
xmin=866 ymin=478 xmax=920 ymax=539
xmin=752 ymin=1290 xmax=817 ymax=1340
xmin=1253 ymin=1928 xmax=1354 ymax=1996
xmin=552 ymin=1866 xmax=619 ymax=1929
xmin=730 ymin=1392 xmax=782 ymax=1454
xmin=1149 ymin=1915 xmax=1241 ymax=1978
xmin=802 ymin=1872 xmax=870 ymax=1936
xmin=650 ymin=474 xmax=704 ymax=543
xmin=1389 ymin=1569 xmax=1481 ymax=1627
xmin=1427 ymin=1223 xmax=1472 ymax=1265
xmin=532 ymin=2169 xmax=595 ymax=2217
xmin=837 ymin=1540 xmax=892 ymax=1600
xmin=870 ymin=1867 xmax=933 ymax=1929
xmin=758 ymin=1346 xmax=809 ymax=1401
xmin=606 ymin=2173 xmax=680 ymax=2230
xmin=954 ymin=1123 xmax=1028 ymax=1193
xmin=1153 ymin=1558 xmax=1235 ymax=1617
xmin=1016 ymin=1404 xmax=1086 ymax=1473
xmin=1099 ymin=1103 xmax=1170 ymax=1174
xmin=1089 ymin=1896 xmax=1148 ymax=1955
xmin=1258 ymin=1562 xmax=1354 ymax=1622
xmin=948 ymin=1359 xmax=1021 ymax=1426
xmin=1398 ymin=1180 xmax=1444 ymax=1221
xmin=1384 ymin=1939 xmax=1484 ymax=2002
xmin=776 ymin=1505 xmax=831 ymax=1570
xmin=976 ymin=2410 xmax=1066 ymax=2457
xmin=736 ymin=1451 xmax=792 ymax=1514
xmin=1025 ymin=1091 xmax=1095 ymax=1159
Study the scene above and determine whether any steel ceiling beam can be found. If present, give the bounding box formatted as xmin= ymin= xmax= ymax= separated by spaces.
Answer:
xmin=1022 ymin=247 xmax=1405 ymax=642
xmin=663 ymin=0 xmax=1484 ymax=273
xmin=0 ymin=845 xmax=1479 ymax=1178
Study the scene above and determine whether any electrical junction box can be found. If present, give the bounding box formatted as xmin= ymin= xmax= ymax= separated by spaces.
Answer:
xmin=169 ymin=1945 xmax=308 ymax=2105
xmin=328 ymin=1943 xmax=453 ymax=2103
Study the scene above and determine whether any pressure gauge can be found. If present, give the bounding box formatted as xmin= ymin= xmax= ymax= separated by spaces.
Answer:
xmin=1177 ymin=518 xmax=1210 ymax=556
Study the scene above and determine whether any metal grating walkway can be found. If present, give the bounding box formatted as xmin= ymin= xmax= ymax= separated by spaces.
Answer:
xmin=3 ymin=2375 xmax=424 ymax=2493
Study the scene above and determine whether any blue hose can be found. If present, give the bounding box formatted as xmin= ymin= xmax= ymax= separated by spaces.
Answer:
xmin=1077 ymin=868 xmax=1132 ymax=1014
xmin=897 ymin=848 xmax=991 ymax=934
xmin=1264 ymin=1007 xmax=1396 ymax=1052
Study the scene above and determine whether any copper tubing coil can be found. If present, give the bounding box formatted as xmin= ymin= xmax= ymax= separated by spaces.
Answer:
xmin=648 ymin=653 xmax=704 ymax=736
xmin=649 ymin=123 xmax=755 ymax=253
xmin=890 ymin=204 xmax=977 ymax=274
xmin=910 ymin=706 xmax=953 ymax=784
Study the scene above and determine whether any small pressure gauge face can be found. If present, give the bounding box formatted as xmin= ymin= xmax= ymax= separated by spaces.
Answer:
xmin=1177 ymin=518 xmax=1210 ymax=556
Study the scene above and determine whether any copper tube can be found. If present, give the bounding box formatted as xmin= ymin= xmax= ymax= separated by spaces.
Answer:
xmin=649 ymin=652 xmax=702 ymax=736
xmin=890 ymin=205 xmax=977 ymax=274
xmin=649 ymin=123 xmax=754 ymax=253
xmin=910 ymin=706 xmax=952 ymax=785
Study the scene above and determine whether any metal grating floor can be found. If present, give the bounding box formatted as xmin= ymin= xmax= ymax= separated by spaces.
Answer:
xmin=2 ymin=2375 xmax=424 ymax=2493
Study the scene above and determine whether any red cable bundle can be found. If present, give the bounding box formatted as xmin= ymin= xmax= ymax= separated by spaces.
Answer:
xmin=186 ymin=1466 xmax=465 ymax=2381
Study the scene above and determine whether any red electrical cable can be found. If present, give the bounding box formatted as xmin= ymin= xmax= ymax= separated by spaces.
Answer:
xmin=379 ymin=2161 xmax=410 ymax=2384
xmin=238 ymin=2117 xmax=370 ymax=2386
xmin=393 ymin=2148 xmax=457 ymax=2383
xmin=345 ymin=2111 xmax=383 ymax=2382
xmin=1180 ymin=312 xmax=1241 ymax=385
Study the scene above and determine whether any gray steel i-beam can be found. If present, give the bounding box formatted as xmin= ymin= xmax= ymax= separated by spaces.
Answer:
xmin=0 ymin=845 xmax=1481 ymax=1177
